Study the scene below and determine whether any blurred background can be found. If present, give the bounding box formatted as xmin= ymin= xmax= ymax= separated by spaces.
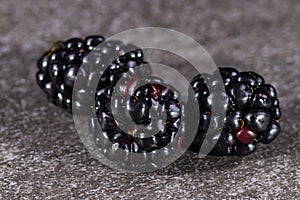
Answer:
xmin=0 ymin=0 xmax=299 ymax=199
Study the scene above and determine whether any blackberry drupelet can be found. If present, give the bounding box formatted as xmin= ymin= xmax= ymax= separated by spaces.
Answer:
xmin=189 ymin=67 xmax=281 ymax=156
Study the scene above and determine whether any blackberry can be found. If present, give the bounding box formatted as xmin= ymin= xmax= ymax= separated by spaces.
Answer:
xmin=90 ymin=74 xmax=187 ymax=169
xmin=36 ymin=35 xmax=145 ymax=113
xmin=189 ymin=67 xmax=281 ymax=156
xmin=94 ymin=76 xmax=183 ymax=154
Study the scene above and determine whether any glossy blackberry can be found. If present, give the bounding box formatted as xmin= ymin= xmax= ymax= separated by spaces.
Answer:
xmin=95 ymin=74 xmax=183 ymax=154
xmin=36 ymin=35 xmax=145 ymax=113
xmin=189 ymin=67 xmax=281 ymax=156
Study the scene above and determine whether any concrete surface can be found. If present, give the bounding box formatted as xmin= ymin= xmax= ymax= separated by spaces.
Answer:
xmin=0 ymin=0 xmax=299 ymax=199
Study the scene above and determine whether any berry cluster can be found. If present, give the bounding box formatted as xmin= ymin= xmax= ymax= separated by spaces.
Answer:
xmin=36 ymin=36 xmax=281 ymax=157
xmin=189 ymin=67 xmax=281 ymax=156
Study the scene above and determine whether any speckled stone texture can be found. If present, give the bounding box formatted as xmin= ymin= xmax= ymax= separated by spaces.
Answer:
xmin=0 ymin=0 xmax=299 ymax=199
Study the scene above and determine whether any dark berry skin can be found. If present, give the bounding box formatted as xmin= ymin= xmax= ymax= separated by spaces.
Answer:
xmin=49 ymin=48 xmax=67 ymax=63
xmin=190 ymin=75 xmax=209 ymax=101
xmin=210 ymin=132 xmax=236 ymax=156
xmin=258 ymin=121 xmax=280 ymax=144
xmin=244 ymin=109 xmax=270 ymax=132
xmin=64 ymin=65 xmax=79 ymax=87
xmin=261 ymin=84 xmax=277 ymax=98
xmin=237 ymin=72 xmax=259 ymax=89
xmin=234 ymin=142 xmax=256 ymax=156
xmin=228 ymin=82 xmax=252 ymax=109
xmin=270 ymin=99 xmax=281 ymax=120
xmin=84 ymin=35 xmax=105 ymax=51
xmin=43 ymin=82 xmax=56 ymax=97
xmin=36 ymin=71 xmax=50 ymax=88
xmin=129 ymin=96 xmax=151 ymax=126
xmin=49 ymin=61 xmax=66 ymax=85
xmin=251 ymin=87 xmax=272 ymax=109
xmin=189 ymin=67 xmax=281 ymax=156
xmin=217 ymin=67 xmax=239 ymax=88
xmin=58 ymin=84 xmax=72 ymax=99
xmin=65 ymin=38 xmax=84 ymax=50
xmin=63 ymin=98 xmax=72 ymax=113
xmin=248 ymin=72 xmax=265 ymax=86
xmin=225 ymin=111 xmax=243 ymax=131
xmin=37 ymin=52 xmax=51 ymax=73
xmin=219 ymin=67 xmax=239 ymax=77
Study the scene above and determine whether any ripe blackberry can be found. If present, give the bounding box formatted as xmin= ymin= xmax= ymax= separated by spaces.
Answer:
xmin=94 ymin=75 xmax=183 ymax=154
xmin=36 ymin=35 xmax=145 ymax=113
xmin=189 ymin=67 xmax=281 ymax=156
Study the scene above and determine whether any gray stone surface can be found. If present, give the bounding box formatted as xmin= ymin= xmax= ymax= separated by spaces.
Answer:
xmin=0 ymin=0 xmax=299 ymax=199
